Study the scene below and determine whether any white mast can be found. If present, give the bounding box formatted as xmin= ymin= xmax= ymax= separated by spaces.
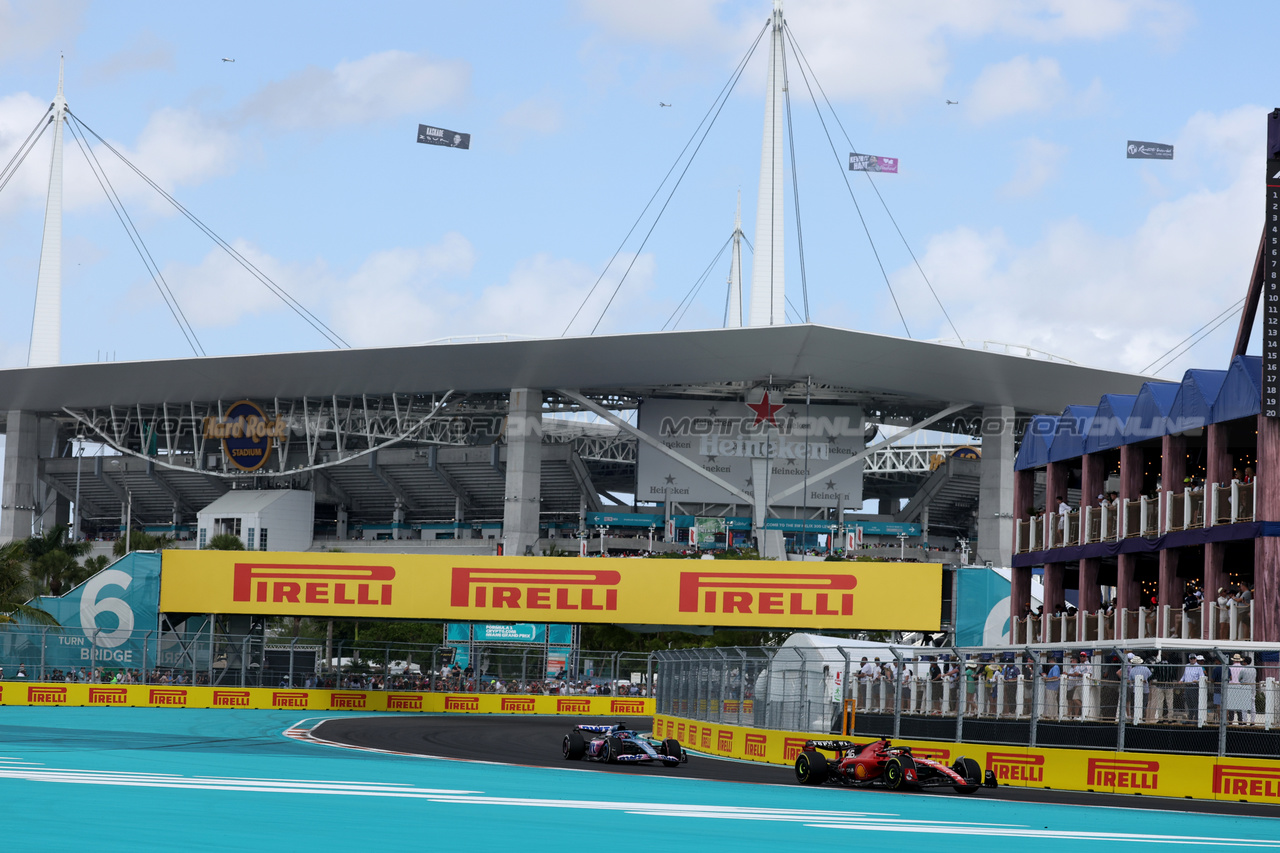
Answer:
xmin=748 ymin=0 xmax=785 ymax=327
xmin=28 ymin=56 xmax=66 ymax=367
xmin=726 ymin=190 xmax=743 ymax=327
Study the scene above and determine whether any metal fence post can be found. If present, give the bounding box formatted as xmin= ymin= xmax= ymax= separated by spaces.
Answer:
xmin=1215 ymin=650 xmax=1230 ymax=757
xmin=736 ymin=648 xmax=748 ymax=728
xmin=891 ymin=647 xmax=903 ymax=739
xmin=289 ymin=637 xmax=298 ymax=689
xmin=1116 ymin=648 xmax=1127 ymax=753
xmin=240 ymin=636 xmax=250 ymax=688
xmin=39 ymin=626 xmax=47 ymax=681
xmin=1028 ymin=649 xmax=1040 ymax=748
xmin=952 ymin=647 xmax=965 ymax=744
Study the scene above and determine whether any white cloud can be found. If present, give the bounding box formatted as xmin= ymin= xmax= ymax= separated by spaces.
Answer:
xmin=241 ymin=50 xmax=470 ymax=130
xmin=575 ymin=0 xmax=732 ymax=46
xmin=499 ymin=97 xmax=564 ymax=138
xmin=1000 ymin=137 xmax=1068 ymax=197
xmin=900 ymin=106 xmax=1263 ymax=378
xmin=0 ymin=0 xmax=86 ymax=62
xmin=153 ymin=230 xmax=670 ymax=349
xmin=88 ymin=32 xmax=175 ymax=81
xmin=575 ymin=0 xmax=1190 ymax=107
xmin=967 ymin=56 xmax=1067 ymax=123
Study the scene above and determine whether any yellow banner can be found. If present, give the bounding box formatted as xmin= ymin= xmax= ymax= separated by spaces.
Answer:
xmin=0 ymin=681 xmax=651 ymax=716
xmin=653 ymin=715 xmax=1280 ymax=804
xmin=159 ymin=551 xmax=941 ymax=630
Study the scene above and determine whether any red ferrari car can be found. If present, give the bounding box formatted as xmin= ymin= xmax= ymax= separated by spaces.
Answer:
xmin=794 ymin=738 xmax=996 ymax=794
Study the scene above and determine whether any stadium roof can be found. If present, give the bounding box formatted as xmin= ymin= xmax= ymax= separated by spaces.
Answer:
xmin=0 ymin=324 xmax=1150 ymax=416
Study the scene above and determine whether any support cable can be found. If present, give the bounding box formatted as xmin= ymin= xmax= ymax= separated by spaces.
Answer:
xmin=1143 ymin=298 xmax=1245 ymax=374
xmin=66 ymin=111 xmax=348 ymax=349
xmin=780 ymin=33 xmax=810 ymax=322
xmin=0 ymin=106 xmax=53 ymax=196
xmin=575 ymin=21 xmax=770 ymax=336
xmin=781 ymin=26 xmax=910 ymax=337
xmin=665 ymin=234 xmax=733 ymax=331
xmin=787 ymin=24 xmax=963 ymax=343
xmin=65 ymin=118 xmax=204 ymax=356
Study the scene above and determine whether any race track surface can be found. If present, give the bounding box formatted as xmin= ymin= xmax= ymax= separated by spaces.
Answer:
xmin=313 ymin=714 xmax=1280 ymax=818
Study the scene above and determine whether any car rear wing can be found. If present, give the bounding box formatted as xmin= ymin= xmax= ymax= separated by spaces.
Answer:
xmin=803 ymin=740 xmax=857 ymax=752
xmin=574 ymin=724 xmax=620 ymax=734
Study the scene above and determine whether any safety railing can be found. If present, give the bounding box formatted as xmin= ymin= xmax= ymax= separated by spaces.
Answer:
xmin=655 ymin=643 xmax=1280 ymax=758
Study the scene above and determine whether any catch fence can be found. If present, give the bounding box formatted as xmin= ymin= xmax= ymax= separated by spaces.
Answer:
xmin=0 ymin=623 xmax=652 ymax=696
xmin=655 ymin=643 xmax=1280 ymax=759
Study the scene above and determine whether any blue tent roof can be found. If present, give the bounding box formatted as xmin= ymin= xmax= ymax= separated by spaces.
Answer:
xmin=1014 ymin=415 xmax=1056 ymax=470
xmin=1166 ymin=369 xmax=1226 ymax=434
xmin=1082 ymin=393 xmax=1137 ymax=455
xmin=1120 ymin=381 xmax=1180 ymax=445
xmin=1211 ymin=355 xmax=1262 ymax=423
xmin=1048 ymin=405 xmax=1097 ymax=462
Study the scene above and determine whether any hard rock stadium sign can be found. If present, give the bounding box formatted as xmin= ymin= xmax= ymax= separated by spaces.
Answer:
xmin=160 ymin=552 xmax=942 ymax=631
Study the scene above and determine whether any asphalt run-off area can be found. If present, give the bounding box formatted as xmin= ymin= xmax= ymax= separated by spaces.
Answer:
xmin=2 ymin=708 xmax=1279 ymax=851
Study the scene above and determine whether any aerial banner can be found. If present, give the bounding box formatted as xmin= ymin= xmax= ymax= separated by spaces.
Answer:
xmin=848 ymin=153 xmax=898 ymax=173
xmin=159 ymin=551 xmax=942 ymax=631
xmin=417 ymin=124 xmax=471 ymax=149
xmin=1126 ymin=141 xmax=1173 ymax=160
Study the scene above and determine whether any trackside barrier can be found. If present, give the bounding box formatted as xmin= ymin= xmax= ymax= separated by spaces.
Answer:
xmin=0 ymin=683 xmax=652 ymax=715
xmin=653 ymin=714 xmax=1280 ymax=804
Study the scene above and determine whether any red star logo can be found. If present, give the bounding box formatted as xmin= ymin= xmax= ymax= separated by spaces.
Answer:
xmin=746 ymin=392 xmax=785 ymax=427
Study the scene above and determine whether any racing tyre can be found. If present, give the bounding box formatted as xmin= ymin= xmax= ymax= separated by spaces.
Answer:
xmin=662 ymin=739 xmax=684 ymax=765
xmin=563 ymin=731 xmax=586 ymax=761
xmin=603 ymin=736 xmax=622 ymax=763
xmin=952 ymin=757 xmax=982 ymax=794
xmin=883 ymin=756 xmax=907 ymax=790
xmin=794 ymin=750 xmax=829 ymax=786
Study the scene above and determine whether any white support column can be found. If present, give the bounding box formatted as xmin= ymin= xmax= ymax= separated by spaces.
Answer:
xmin=29 ymin=57 xmax=66 ymax=368
xmin=1 ymin=411 xmax=39 ymax=542
xmin=501 ymin=388 xmax=542 ymax=557
xmin=726 ymin=191 xmax=743 ymax=328
xmin=748 ymin=0 xmax=786 ymax=327
xmin=977 ymin=404 xmax=1015 ymax=566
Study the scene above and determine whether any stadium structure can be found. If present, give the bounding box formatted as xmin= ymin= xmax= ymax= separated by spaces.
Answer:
xmin=0 ymin=4 xmax=1149 ymax=577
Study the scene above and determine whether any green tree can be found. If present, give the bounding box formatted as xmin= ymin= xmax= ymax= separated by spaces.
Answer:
xmin=0 ymin=541 xmax=57 ymax=625
xmin=25 ymin=525 xmax=93 ymax=596
xmin=113 ymin=530 xmax=176 ymax=557
xmin=204 ymin=533 xmax=245 ymax=550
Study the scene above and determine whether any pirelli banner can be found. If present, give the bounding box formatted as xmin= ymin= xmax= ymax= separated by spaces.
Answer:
xmin=0 ymin=682 xmax=651 ymax=716
xmin=159 ymin=552 xmax=942 ymax=630
xmin=653 ymin=715 xmax=1280 ymax=804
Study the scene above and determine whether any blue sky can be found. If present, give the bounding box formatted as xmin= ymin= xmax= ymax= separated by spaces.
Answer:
xmin=0 ymin=0 xmax=1274 ymax=378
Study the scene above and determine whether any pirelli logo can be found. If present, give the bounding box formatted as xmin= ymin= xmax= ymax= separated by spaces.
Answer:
xmin=1213 ymin=765 xmax=1280 ymax=798
xmin=29 ymin=685 xmax=67 ymax=704
xmin=501 ymin=697 xmax=536 ymax=713
xmin=232 ymin=563 xmax=395 ymax=607
xmin=677 ymin=570 xmax=856 ymax=616
xmin=387 ymin=694 xmax=424 ymax=711
xmin=149 ymin=689 xmax=187 ymax=706
xmin=783 ymin=737 xmax=809 ymax=761
xmin=450 ymin=567 xmax=620 ymax=611
xmin=699 ymin=727 xmax=712 ymax=750
xmin=330 ymin=692 xmax=367 ymax=710
xmin=557 ymin=698 xmax=591 ymax=714
xmin=213 ymin=690 xmax=251 ymax=707
xmin=610 ymin=699 xmax=645 ymax=714
xmin=1088 ymin=758 xmax=1158 ymax=790
xmin=744 ymin=733 xmax=768 ymax=758
xmin=718 ymin=730 xmax=734 ymax=752
xmin=88 ymin=687 xmax=127 ymax=705
xmin=987 ymin=752 xmax=1043 ymax=782
xmin=444 ymin=695 xmax=480 ymax=711
xmin=272 ymin=691 xmax=309 ymax=709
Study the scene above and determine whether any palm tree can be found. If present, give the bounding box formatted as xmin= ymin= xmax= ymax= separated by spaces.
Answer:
xmin=0 ymin=541 xmax=57 ymax=625
xmin=25 ymin=525 xmax=94 ymax=596
xmin=206 ymin=533 xmax=245 ymax=550
xmin=113 ymin=530 xmax=176 ymax=557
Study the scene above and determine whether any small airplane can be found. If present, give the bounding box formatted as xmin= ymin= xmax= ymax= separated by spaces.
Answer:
xmin=945 ymin=100 xmax=958 ymax=105
xmin=222 ymin=58 xmax=236 ymax=63
xmin=659 ymin=102 xmax=671 ymax=107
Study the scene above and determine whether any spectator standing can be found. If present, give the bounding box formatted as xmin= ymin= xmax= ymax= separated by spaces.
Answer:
xmin=1042 ymin=656 xmax=1061 ymax=718
xmin=1225 ymin=654 xmax=1256 ymax=725
xmin=1067 ymin=652 xmax=1089 ymax=718
xmin=1148 ymin=655 xmax=1175 ymax=722
xmin=1128 ymin=657 xmax=1152 ymax=721
xmin=1179 ymin=655 xmax=1206 ymax=721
